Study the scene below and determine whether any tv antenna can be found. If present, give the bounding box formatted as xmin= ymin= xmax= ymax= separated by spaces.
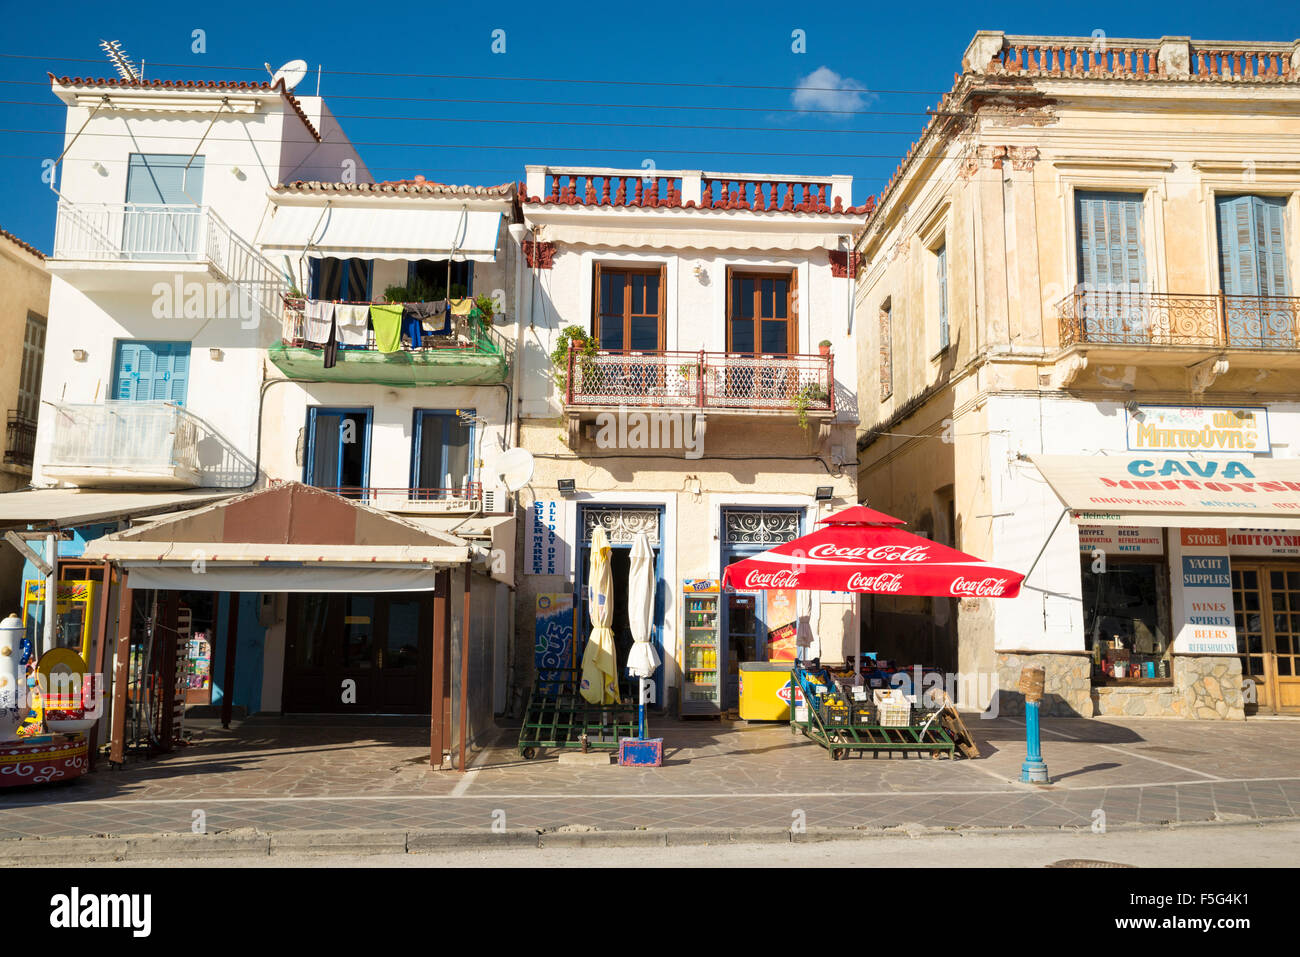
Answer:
xmin=99 ymin=40 xmax=140 ymax=82
xmin=264 ymin=59 xmax=309 ymax=92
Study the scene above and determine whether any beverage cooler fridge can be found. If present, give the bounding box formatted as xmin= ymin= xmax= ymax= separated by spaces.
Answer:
xmin=680 ymin=580 xmax=722 ymax=716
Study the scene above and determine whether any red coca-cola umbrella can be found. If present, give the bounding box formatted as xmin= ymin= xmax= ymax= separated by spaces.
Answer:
xmin=720 ymin=505 xmax=1024 ymax=599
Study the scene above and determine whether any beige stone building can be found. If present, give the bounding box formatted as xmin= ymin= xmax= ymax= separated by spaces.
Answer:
xmin=514 ymin=166 xmax=869 ymax=714
xmin=0 ymin=227 xmax=50 ymax=604
xmin=855 ymin=32 xmax=1300 ymax=718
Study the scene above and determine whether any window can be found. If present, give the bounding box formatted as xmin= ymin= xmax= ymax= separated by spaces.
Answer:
xmin=1075 ymin=191 xmax=1146 ymax=292
xmin=112 ymin=341 xmax=190 ymax=404
xmin=1081 ymin=557 xmax=1171 ymax=681
xmin=935 ymin=243 xmax=950 ymax=352
xmin=879 ymin=298 xmax=893 ymax=400
xmin=1217 ymin=195 xmax=1291 ymax=346
xmin=17 ymin=313 xmax=45 ymax=422
xmin=412 ymin=409 xmax=473 ymax=493
xmin=727 ymin=269 xmax=796 ymax=354
xmin=124 ymin=154 xmax=205 ymax=257
xmin=305 ymin=407 xmax=371 ymax=497
xmin=407 ymin=259 xmax=473 ymax=300
xmin=310 ymin=258 xmax=373 ymax=301
xmin=593 ymin=263 xmax=664 ymax=351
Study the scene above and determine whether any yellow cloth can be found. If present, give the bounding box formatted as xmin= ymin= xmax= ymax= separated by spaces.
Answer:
xmin=449 ymin=298 xmax=475 ymax=317
xmin=580 ymin=527 xmax=620 ymax=705
xmin=370 ymin=304 xmax=404 ymax=354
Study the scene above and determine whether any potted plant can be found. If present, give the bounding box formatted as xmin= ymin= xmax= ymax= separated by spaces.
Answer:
xmin=550 ymin=325 xmax=599 ymax=401
xmin=818 ymin=339 xmax=833 ymax=356
xmin=793 ymin=382 xmax=829 ymax=429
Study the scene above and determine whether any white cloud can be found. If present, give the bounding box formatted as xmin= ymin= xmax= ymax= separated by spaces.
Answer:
xmin=791 ymin=66 xmax=871 ymax=115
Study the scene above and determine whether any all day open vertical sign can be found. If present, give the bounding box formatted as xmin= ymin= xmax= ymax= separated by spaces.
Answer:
xmin=1172 ymin=528 xmax=1238 ymax=654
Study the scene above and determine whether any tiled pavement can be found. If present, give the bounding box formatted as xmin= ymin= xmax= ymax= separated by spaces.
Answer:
xmin=1 ymin=714 xmax=1297 ymax=839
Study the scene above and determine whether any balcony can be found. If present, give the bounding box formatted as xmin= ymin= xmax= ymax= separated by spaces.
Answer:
xmin=269 ymin=300 xmax=510 ymax=386
xmin=314 ymin=484 xmax=484 ymax=515
xmin=4 ymin=413 xmax=37 ymax=470
xmin=566 ymin=348 xmax=835 ymax=414
xmin=43 ymin=401 xmax=250 ymax=488
xmin=49 ymin=201 xmax=285 ymax=318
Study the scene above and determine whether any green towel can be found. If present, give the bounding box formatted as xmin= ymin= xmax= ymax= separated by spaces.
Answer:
xmin=370 ymin=304 xmax=404 ymax=354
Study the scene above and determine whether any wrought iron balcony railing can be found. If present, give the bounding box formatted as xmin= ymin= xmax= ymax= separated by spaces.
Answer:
xmin=1057 ymin=289 xmax=1300 ymax=350
xmin=4 ymin=412 xmax=37 ymax=469
xmin=314 ymin=484 xmax=483 ymax=512
xmin=566 ymin=348 xmax=835 ymax=414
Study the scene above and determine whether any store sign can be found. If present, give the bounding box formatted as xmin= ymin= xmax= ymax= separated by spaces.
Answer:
xmin=534 ymin=593 xmax=575 ymax=670
xmin=1126 ymin=405 xmax=1269 ymax=453
xmin=1077 ymin=525 xmax=1163 ymax=555
xmin=1032 ymin=454 xmax=1300 ymax=527
xmin=526 ymin=499 xmax=570 ymax=576
xmin=1171 ymin=528 xmax=1237 ymax=655
xmin=1228 ymin=529 xmax=1300 ymax=557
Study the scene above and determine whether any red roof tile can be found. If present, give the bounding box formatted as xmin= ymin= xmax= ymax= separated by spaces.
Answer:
xmin=0 ymin=227 xmax=45 ymax=260
xmin=49 ymin=73 xmax=321 ymax=142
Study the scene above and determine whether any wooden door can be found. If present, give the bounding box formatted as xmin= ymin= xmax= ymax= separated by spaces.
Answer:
xmin=1231 ymin=565 xmax=1300 ymax=714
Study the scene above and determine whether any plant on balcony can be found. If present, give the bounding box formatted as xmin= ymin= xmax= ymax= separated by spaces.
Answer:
xmin=793 ymin=383 xmax=829 ymax=429
xmin=818 ymin=339 xmax=832 ymax=356
xmin=550 ymin=325 xmax=598 ymax=402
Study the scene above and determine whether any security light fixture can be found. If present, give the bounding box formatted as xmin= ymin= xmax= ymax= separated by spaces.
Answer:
xmin=814 ymin=486 xmax=834 ymax=501
xmin=557 ymin=479 xmax=576 ymax=497
xmin=209 ymin=348 xmax=223 ymax=361
xmin=72 ymin=349 xmax=88 ymax=362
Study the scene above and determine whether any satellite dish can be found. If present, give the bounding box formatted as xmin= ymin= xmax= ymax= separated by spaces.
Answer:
xmin=489 ymin=447 xmax=535 ymax=492
xmin=269 ymin=59 xmax=309 ymax=92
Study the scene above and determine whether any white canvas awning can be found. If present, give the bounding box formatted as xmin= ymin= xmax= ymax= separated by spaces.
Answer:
xmin=259 ymin=204 xmax=503 ymax=261
xmin=0 ymin=488 xmax=233 ymax=527
xmin=1031 ymin=454 xmax=1300 ymax=529
xmin=118 ymin=563 xmax=447 ymax=593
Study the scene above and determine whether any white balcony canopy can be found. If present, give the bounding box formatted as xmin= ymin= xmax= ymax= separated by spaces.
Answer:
xmin=259 ymin=205 xmax=503 ymax=261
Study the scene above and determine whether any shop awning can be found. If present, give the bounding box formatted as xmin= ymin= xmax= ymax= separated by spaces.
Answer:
xmin=0 ymin=488 xmax=233 ymax=527
xmin=81 ymin=483 xmax=471 ymax=592
xmin=259 ymin=204 xmax=503 ymax=261
xmin=1031 ymin=454 xmax=1300 ymax=529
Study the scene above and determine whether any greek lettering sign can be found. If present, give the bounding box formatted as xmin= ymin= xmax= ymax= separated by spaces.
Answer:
xmin=1077 ymin=525 xmax=1164 ymax=555
xmin=1126 ymin=405 xmax=1269 ymax=453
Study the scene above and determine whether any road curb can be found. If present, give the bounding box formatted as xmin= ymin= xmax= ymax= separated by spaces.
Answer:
xmin=0 ymin=816 xmax=1292 ymax=863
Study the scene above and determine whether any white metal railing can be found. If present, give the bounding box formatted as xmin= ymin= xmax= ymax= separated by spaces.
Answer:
xmin=46 ymin=401 xmax=202 ymax=475
xmin=52 ymin=201 xmax=287 ymax=322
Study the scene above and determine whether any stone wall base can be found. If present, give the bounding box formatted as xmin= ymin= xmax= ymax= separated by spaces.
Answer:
xmin=1085 ymin=657 xmax=1246 ymax=719
xmin=994 ymin=653 xmax=1091 ymax=718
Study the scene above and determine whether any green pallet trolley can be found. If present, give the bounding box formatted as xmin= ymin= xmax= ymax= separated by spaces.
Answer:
xmin=517 ymin=669 xmax=637 ymax=759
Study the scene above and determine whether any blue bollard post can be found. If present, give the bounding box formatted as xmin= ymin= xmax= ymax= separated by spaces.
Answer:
xmin=1020 ymin=698 xmax=1049 ymax=783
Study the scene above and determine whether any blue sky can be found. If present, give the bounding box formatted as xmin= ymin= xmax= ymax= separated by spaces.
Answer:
xmin=1 ymin=0 xmax=1297 ymax=251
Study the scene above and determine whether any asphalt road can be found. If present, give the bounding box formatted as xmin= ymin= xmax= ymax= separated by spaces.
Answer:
xmin=84 ymin=820 xmax=1297 ymax=867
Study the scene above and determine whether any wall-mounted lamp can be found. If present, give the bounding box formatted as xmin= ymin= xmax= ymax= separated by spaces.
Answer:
xmin=209 ymin=347 xmax=224 ymax=361
xmin=814 ymin=486 xmax=834 ymax=501
xmin=231 ymin=166 xmax=245 ymax=180
xmin=91 ymin=162 xmax=107 ymax=176
xmin=507 ymin=222 xmax=528 ymax=243
xmin=72 ymin=349 xmax=88 ymax=362
xmin=557 ymin=479 xmax=576 ymax=497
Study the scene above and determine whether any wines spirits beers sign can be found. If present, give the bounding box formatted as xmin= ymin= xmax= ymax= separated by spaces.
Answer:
xmin=1171 ymin=528 xmax=1238 ymax=655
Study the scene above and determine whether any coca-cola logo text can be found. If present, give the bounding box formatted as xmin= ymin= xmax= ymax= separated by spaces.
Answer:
xmin=807 ymin=543 xmax=930 ymax=562
xmin=742 ymin=570 xmax=801 ymax=589
xmin=949 ymin=576 xmax=1010 ymax=597
xmin=846 ymin=572 xmax=904 ymax=592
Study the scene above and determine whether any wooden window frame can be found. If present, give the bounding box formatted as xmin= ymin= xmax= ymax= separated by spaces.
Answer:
xmin=592 ymin=262 xmax=667 ymax=352
xmin=725 ymin=267 xmax=798 ymax=355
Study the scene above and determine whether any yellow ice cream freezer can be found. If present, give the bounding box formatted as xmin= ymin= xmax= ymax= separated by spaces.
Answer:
xmin=738 ymin=661 xmax=795 ymax=721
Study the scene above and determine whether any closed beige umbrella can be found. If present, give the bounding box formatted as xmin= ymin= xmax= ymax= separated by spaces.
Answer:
xmin=580 ymin=527 xmax=620 ymax=705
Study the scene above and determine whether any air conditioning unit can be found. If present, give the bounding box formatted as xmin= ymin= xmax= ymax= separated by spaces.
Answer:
xmin=480 ymin=484 xmax=510 ymax=514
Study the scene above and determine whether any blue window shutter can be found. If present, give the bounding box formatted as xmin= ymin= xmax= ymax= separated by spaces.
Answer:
xmin=308 ymin=259 xmax=321 ymax=299
xmin=1076 ymin=192 xmax=1145 ymax=290
xmin=1218 ymin=195 xmax=1254 ymax=296
xmin=1256 ymin=196 xmax=1290 ymax=296
xmin=113 ymin=341 xmax=190 ymax=404
xmin=936 ymin=244 xmax=949 ymax=349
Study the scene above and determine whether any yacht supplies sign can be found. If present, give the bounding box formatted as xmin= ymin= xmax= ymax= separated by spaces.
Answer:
xmin=1031 ymin=454 xmax=1300 ymax=529
xmin=1173 ymin=528 xmax=1237 ymax=655
xmin=1126 ymin=405 xmax=1269 ymax=453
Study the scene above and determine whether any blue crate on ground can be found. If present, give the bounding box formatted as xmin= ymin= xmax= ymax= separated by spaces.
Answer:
xmin=618 ymin=737 xmax=663 ymax=767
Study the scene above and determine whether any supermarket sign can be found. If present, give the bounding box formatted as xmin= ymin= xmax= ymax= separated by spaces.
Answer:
xmin=1126 ymin=405 xmax=1269 ymax=453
